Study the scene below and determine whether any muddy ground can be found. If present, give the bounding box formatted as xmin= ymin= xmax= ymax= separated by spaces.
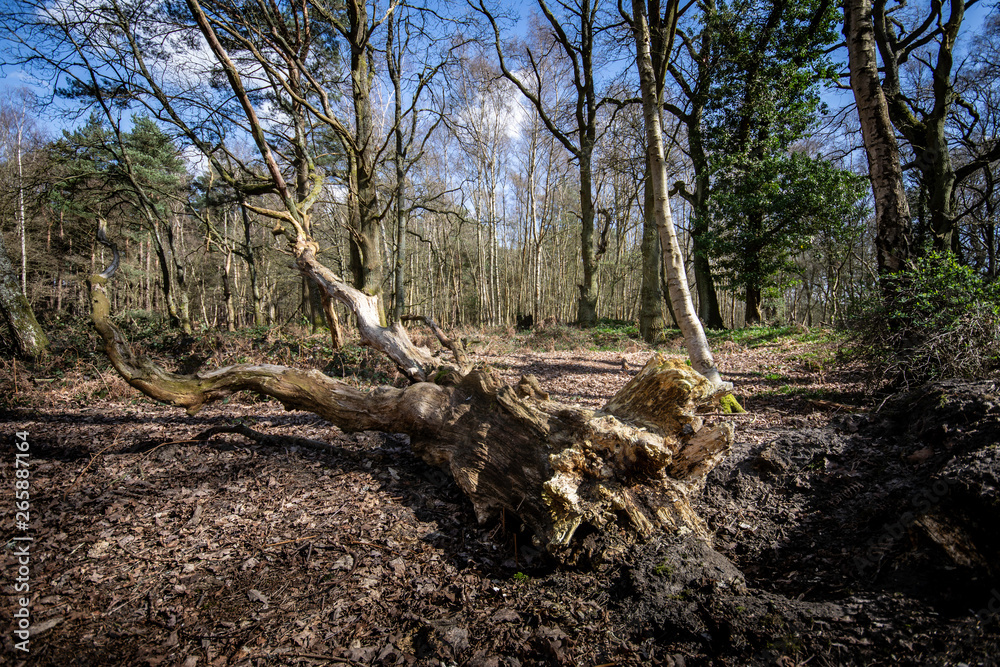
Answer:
xmin=2 ymin=326 xmax=999 ymax=666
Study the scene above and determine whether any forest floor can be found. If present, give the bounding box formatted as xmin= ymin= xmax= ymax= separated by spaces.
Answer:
xmin=2 ymin=320 xmax=999 ymax=666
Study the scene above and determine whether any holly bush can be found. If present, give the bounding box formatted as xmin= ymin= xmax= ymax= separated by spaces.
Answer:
xmin=851 ymin=252 xmax=1000 ymax=389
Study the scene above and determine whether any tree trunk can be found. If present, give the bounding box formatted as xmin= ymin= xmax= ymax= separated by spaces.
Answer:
xmin=173 ymin=218 xmax=194 ymax=333
xmin=16 ymin=121 xmax=27 ymax=298
xmin=144 ymin=237 xmax=151 ymax=311
xmin=0 ymin=227 xmax=48 ymax=358
xmin=239 ymin=200 xmax=265 ymax=327
xmin=149 ymin=225 xmax=183 ymax=330
xmin=844 ymin=0 xmax=911 ymax=278
xmin=689 ymin=154 xmax=725 ymax=329
xmin=305 ymin=279 xmax=325 ymax=333
xmin=320 ymin=293 xmax=345 ymax=349
xmin=347 ymin=0 xmax=384 ymax=315
xmin=867 ymin=0 xmax=965 ymax=255
xmin=88 ymin=245 xmax=734 ymax=563
xmin=392 ymin=163 xmax=407 ymax=324
xmin=639 ymin=169 xmax=665 ymax=343
xmin=222 ymin=249 xmax=236 ymax=332
xmin=82 ymin=0 xmax=739 ymax=566
xmin=744 ymin=282 xmax=762 ymax=325
xmin=577 ymin=153 xmax=599 ymax=327
xmin=481 ymin=0 xmax=601 ymax=328
xmin=180 ymin=292 xmax=193 ymax=333
xmin=630 ymin=0 xmax=726 ymax=389
xmin=674 ymin=0 xmax=725 ymax=331
xmin=691 ymin=227 xmax=724 ymax=329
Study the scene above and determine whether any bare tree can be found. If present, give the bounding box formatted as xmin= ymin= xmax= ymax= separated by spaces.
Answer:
xmin=843 ymin=0 xmax=912 ymax=279
xmin=445 ymin=49 xmax=516 ymax=325
xmin=7 ymin=91 xmax=34 ymax=298
xmin=662 ymin=0 xmax=725 ymax=329
xmin=385 ymin=5 xmax=456 ymax=323
xmin=512 ymin=88 xmax=573 ymax=323
xmin=621 ymin=0 xmax=739 ymax=405
xmin=866 ymin=0 xmax=1000 ymax=253
xmin=8 ymin=0 xmax=741 ymax=561
xmin=476 ymin=0 xmax=610 ymax=326
xmin=951 ymin=9 xmax=1000 ymax=276
xmin=0 ymin=224 xmax=49 ymax=358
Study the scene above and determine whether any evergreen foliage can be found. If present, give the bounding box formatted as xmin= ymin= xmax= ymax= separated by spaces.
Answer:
xmin=709 ymin=151 xmax=868 ymax=309
xmin=47 ymin=113 xmax=188 ymax=221
xmin=701 ymin=0 xmax=861 ymax=322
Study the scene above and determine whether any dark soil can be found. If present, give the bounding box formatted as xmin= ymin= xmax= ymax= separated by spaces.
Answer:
xmin=2 ymin=331 xmax=999 ymax=666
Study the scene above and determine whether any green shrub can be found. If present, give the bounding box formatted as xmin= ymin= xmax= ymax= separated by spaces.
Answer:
xmin=849 ymin=252 xmax=1000 ymax=389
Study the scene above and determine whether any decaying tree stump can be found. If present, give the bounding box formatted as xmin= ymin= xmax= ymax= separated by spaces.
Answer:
xmin=87 ymin=222 xmax=734 ymax=564
xmin=405 ymin=355 xmax=733 ymax=565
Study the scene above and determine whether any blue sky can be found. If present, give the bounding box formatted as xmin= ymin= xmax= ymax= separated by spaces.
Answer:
xmin=2 ymin=0 xmax=995 ymax=141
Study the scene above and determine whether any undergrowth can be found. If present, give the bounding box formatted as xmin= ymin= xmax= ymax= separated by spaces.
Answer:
xmin=848 ymin=252 xmax=1000 ymax=390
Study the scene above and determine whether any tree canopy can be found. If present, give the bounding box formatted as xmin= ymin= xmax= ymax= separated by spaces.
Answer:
xmin=0 ymin=0 xmax=996 ymax=337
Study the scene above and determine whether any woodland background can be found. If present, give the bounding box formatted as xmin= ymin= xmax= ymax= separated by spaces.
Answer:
xmin=2 ymin=0 xmax=997 ymax=345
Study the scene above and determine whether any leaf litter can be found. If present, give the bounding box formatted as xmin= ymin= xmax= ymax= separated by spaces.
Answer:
xmin=2 ymin=332 xmax=999 ymax=666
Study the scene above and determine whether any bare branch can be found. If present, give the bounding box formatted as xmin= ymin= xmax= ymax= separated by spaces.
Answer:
xmin=401 ymin=315 xmax=471 ymax=370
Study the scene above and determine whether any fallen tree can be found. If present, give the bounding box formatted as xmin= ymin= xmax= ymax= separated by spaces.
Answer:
xmin=74 ymin=0 xmax=739 ymax=565
xmin=89 ymin=220 xmax=735 ymax=565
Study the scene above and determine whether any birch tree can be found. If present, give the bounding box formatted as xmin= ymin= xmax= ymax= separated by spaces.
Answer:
xmin=477 ymin=0 xmax=608 ymax=326
xmin=863 ymin=0 xmax=1000 ymax=253
xmin=3 ymin=0 xmax=745 ymax=562
xmin=623 ymin=0 xmax=736 ymax=399
xmin=0 ymin=225 xmax=49 ymax=358
xmin=6 ymin=91 xmax=35 ymax=298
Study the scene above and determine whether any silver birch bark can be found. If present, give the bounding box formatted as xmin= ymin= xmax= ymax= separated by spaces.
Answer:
xmin=843 ymin=0 xmax=911 ymax=276
xmin=629 ymin=0 xmax=725 ymax=388
xmin=16 ymin=119 xmax=26 ymax=297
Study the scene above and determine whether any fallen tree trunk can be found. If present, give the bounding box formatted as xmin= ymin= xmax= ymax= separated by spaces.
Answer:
xmin=88 ymin=224 xmax=734 ymax=564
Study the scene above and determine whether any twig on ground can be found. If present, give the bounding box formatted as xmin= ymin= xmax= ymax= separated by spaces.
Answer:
xmin=137 ymin=439 xmax=194 ymax=461
xmin=192 ymin=424 xmax=358 ymax=459
xmin=89 ymin=362 xmax=114 ymax=398
xmin=286 ymin=653 xmax=361 ymax=665
xmin=698 ymin=412 xmax=757 ymax=417
xmin=265 ymin=535 xmax=319 ymax=548
xmin=343 ymin=539 xmax=403 ymax=556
